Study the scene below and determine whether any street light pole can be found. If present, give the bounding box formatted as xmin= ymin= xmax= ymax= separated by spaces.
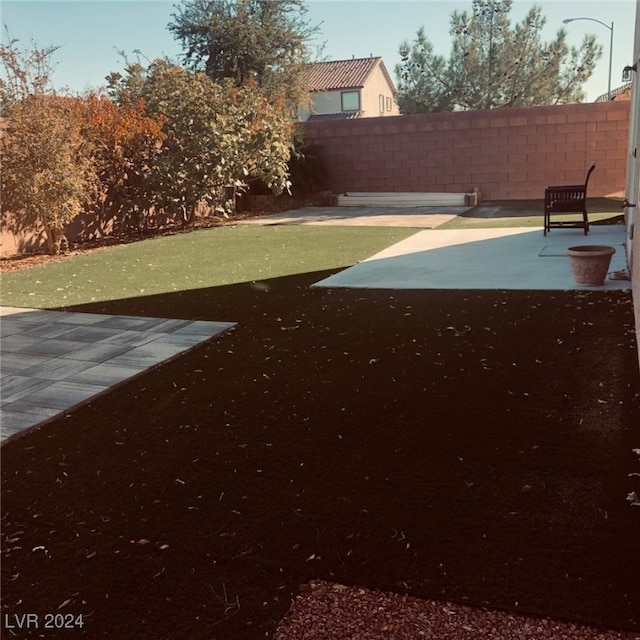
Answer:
xmin=562 ymin=17 xmax=614 ymax=101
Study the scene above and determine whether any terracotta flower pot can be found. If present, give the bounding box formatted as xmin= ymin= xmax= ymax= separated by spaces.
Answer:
xmin=566 ymin=245 xmax=616 ymax=286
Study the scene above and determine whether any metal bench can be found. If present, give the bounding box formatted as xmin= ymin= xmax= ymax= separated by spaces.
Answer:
xmin=543 ymin=164 xmax=595 ymax=236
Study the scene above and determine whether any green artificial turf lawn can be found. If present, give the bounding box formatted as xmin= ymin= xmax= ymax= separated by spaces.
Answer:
xmin=0 ymin=225 xmax=416 ymax=308
xmin=438 ymin=198 xmax=625 ymax=230
xmin=438 ymin=211 xmax=620 ymax=229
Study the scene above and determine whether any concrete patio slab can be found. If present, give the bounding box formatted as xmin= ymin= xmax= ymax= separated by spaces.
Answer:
xmin=236 ymin=205 xmax=467 ymax=228
xmin=0 ymin=308 xmax=235 ymax=442
xmin=313 ymin=226 xmax=630 ymax=291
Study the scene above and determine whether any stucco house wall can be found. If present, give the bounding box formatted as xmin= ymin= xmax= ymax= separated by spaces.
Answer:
xmin=360 ymin=64 xmax=400 ymax=117
xmin=629 ymin=0 xmax=640 ymax=365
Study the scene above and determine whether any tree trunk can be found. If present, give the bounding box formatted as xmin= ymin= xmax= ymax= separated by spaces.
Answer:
xmin=44 ymin=225 xmax=63 ymax=255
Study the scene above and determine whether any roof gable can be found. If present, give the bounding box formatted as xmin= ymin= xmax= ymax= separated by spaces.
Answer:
xmin=301 ymin=57 xmax=396 ymax=93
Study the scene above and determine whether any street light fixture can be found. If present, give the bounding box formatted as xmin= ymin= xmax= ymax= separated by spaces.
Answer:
xmin=562 ymin=17 xmax=614 ymax=101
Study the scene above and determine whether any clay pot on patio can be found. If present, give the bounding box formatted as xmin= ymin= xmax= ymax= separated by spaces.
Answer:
xmin=566 ymin=245 xmax=616 ymax=286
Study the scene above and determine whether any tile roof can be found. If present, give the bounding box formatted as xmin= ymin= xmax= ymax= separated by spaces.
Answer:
xmin=306 ymin=111 xmax=363 ymax=122
xmin=301 ymin=57 xmax=394 ymax=92
xmin=594 ymin=82 xmax=633 ymax=102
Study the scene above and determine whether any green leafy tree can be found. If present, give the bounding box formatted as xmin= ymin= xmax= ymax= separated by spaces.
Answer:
xmin=108 ymin=60 xmax=292 ymax=224
xmin=105 ymin=58 xmax=150 ymax=109
xmin=396 ymin=0 xmax=603 ymax=113
xmin=167 ymin=0 xmax=319 ymax=110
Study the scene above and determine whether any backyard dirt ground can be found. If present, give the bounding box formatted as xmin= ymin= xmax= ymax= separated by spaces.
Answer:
xmin=1 ymin=267 xmax=639 ymax=639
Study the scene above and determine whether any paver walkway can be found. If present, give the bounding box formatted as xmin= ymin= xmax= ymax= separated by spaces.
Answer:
xmin=0 ymin=307 xmax=234 ymax=442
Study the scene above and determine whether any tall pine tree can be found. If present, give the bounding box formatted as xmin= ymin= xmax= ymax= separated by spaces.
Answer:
xmin=396 ymin=0 xmax=602 ymax=113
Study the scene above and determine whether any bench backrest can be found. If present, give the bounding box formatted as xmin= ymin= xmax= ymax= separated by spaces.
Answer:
xmin=584 ymin=163 xmax=596 ymax=191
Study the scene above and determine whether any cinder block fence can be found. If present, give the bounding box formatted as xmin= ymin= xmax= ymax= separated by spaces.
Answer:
xmin=300 ymin=101 xmax=630 ymax=201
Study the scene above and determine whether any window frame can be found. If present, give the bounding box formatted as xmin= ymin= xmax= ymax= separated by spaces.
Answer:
xmin=341 ymin=90 xmax=360 ymax=112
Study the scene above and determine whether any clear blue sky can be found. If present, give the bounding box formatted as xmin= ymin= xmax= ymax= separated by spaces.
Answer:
xmin=1 ymin=0 xmax=637 ymax=102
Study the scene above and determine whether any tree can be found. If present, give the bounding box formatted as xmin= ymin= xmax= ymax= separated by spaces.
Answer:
xmin=1 ymin=94 xmax=99 ymax=254
xmin=1 ymin=37 xmax=168 ymax=252
xmin=81 ymin=94 xmax=166 ymax=234
xmin=167 ymin=0 xmax=319 ymax=110
xmin=396 ymin=0 xmax=603 ymax=113
xmin=0 ymin=38 xmax=98 ymax=254
xmin=0 ymin=30 xmax=59 ymax=112
xmin=107 ymin=60 xmax=293 ymax=224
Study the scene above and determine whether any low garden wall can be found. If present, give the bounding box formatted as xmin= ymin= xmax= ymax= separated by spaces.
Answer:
xmin=300 ymin=101 xmax=630 ymax=201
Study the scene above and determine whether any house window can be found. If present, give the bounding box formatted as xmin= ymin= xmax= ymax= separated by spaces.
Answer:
xmin=341 ymin=91 xmax=360 ymax=112
xmin=379 ymin=94 xmax=385 ymax=113
xmin=386 ymin=97 xmax=392 ymax=112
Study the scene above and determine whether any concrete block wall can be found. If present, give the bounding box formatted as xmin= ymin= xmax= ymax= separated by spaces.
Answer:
xmin=301 ymin=101 xmax=630 ymax=200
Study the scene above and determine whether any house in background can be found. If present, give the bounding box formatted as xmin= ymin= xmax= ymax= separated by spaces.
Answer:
xmin=298 ymin=56 xmax=399 ymax=121
xmin=594 ymin=82 xmax=633 ymax=102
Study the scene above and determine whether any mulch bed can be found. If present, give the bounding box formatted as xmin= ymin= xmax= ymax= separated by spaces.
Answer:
xmin=2 ymin=272 xmax=639 ymax=639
